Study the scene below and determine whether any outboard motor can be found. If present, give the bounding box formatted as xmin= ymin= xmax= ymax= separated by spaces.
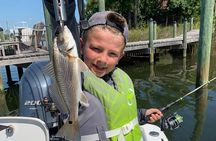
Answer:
xmin=19 ymin=61 xmax=60 ymax=135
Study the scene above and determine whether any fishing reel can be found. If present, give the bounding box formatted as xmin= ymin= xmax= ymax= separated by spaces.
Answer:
xmin=160 ymin=112 xmax=183 ymax=131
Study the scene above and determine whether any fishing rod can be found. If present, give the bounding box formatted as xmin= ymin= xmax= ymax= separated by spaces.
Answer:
xmin=145 ymin=76 xmax=216 ymax=130
xmin=160 ymin=76 xmax=216 ymax=112
xmin=53 ymin=0 xmax=67 ymax=28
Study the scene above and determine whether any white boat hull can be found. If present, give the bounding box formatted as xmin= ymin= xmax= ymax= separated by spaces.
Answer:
xmin=0 ymin=117 xmax=168 ymax=141
xmin=0 ymin=116 xmax=49 ymax=141
xmin=140 ymin=123 xmax=168 ymax=141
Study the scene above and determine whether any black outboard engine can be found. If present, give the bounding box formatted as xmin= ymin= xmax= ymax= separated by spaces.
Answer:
xmin=19 ymin=61 xmax=60 ymax=135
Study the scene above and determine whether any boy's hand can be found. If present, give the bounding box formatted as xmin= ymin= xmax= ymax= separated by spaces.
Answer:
xmin=145 ymin=108 xmax=163 ymax=123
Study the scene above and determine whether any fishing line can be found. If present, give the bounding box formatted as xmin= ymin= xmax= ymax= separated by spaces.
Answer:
xmin=144 ymin=76 xmax=216 ymax=130
xmin=160 ymin=76 xmax=216 ymax=112
xmin=159 ymin=76 xmax=216 ymax=130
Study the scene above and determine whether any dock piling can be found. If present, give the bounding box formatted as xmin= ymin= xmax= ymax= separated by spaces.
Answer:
xmin=99 ymin=0 xmax=105 ymax=11
xmin=149 ymin=18 xmax=154 ymax=64
xmin=173 ymin=21 xmax=177 ymax=38
xmin=190 ymin=17 xmax=194 ymax=30
xmin=183 ymin=18 xmax=187 ymax=58
xmin=5 ymin=66 xmax=12 ymax=85
xmin=196 ymin=0 xmax=215 ymax=86
xmin=153 ymin=21 xmax=157 ymax=40
xmin=17 ymin=66 xmax=23 ymax=79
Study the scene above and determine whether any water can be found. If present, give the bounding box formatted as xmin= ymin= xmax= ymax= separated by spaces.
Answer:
xmin=0 ymin=65 xmax=22 ymax=114
xmin=1 ymin=40 xmax=216 ymax=140
xmin=120 ymin=40 xmax=216 ymax=140
xmin=0 ymin=65 xmax=21 ymax=88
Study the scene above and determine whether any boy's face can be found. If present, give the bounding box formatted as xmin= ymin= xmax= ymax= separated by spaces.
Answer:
xmin=81 ymin=27 xmax=125 ymax=77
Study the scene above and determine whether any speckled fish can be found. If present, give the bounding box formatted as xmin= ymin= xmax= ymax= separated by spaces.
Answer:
xmin=44 ymin=26 xmax=89 ymax=141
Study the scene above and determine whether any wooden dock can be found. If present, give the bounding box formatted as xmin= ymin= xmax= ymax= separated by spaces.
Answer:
xmin=0 ymin=41 xmax=49 ymax=66
xmin=125 ymin=29 xmax=199 ymax=52
xmin=0 ymin=29 xmax=199 ymax=66
xmin=0 ymin=51 xmax=49 ymax=66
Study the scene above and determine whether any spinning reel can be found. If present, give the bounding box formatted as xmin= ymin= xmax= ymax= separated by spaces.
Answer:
xmin=160 ymin=112 xmax=183 ymax=131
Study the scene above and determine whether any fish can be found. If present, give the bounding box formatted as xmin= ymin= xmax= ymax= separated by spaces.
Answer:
xmin=43 ymin=25 xmax=89 ymax=141
xmin=55 ymin=25 xmax=79 ymax=58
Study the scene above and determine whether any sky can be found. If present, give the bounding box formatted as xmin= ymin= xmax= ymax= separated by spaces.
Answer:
xmin=0 ymin=0 xmax=45 ymax=30
xmin=0 ymin=0 xmax=80 ymax=31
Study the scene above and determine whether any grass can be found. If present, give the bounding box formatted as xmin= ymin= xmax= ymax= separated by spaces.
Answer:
xmin=128 ymin=22 xmax=200 ymax=42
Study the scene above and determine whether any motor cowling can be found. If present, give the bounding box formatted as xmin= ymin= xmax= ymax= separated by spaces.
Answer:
xmin=19 ymin=61 xmax=60 ymax=134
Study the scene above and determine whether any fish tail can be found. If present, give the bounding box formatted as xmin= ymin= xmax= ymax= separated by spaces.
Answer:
xmin=56 ymin=121 xmax=80 ymax=141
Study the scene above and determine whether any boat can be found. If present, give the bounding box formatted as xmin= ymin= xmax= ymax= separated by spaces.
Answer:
xmin=0 ymin=116 xmax=49 ymax=141
xmin=0 ymin=116 xmax=167 ymax=141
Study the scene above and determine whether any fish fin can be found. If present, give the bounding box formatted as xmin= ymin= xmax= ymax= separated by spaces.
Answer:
xmin=54 ymin=50 xmax=73 ymax=109
xmin=80 ymin=92 xmax=89 ymax=107
xmin=56 ymin=121 xmax=80 ymax=141
xmin=43 ymin=50 xmax=71 ymax=113
xmin=77 ymin=58 xmax=89 ymax=72
xmin=49 ymin=81 xmax=68 ymax=113
xmin=57 ymin=56 xmax=84 ymax=103
xmin=43 ymin=62 xmax=55 ymax=78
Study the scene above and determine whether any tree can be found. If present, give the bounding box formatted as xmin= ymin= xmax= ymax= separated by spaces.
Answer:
xmin=84 ymin=0 xmax=201 ymax=27
xmin=85 ymin=0 xmax=99 ymax=19
xmin=167 ymin=0 xmax=200 ymax=22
